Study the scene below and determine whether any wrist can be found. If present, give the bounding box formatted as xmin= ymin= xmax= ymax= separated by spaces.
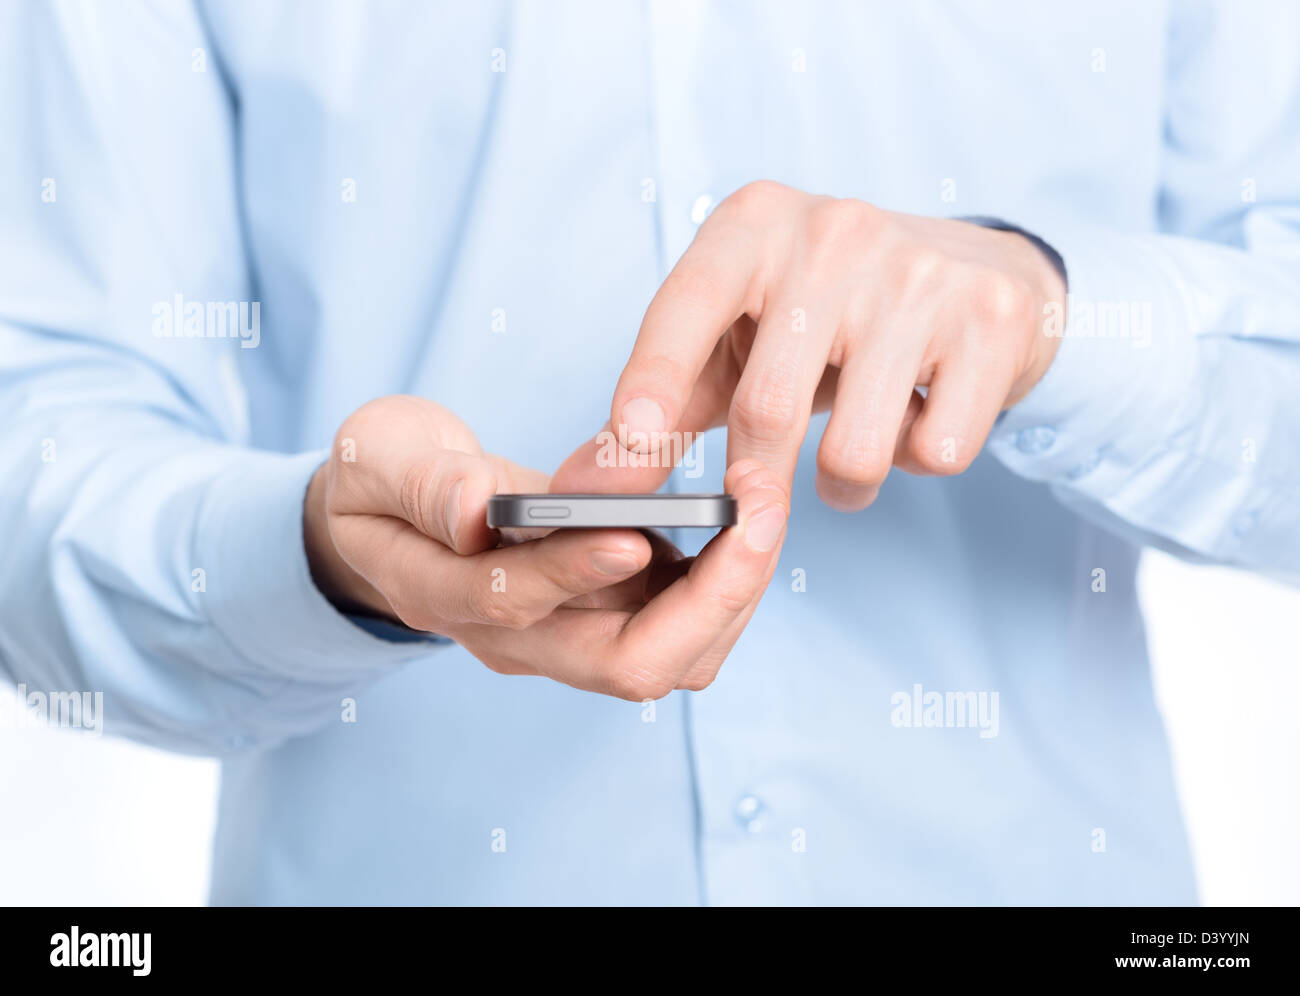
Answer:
xmin=1004 ymin=229 xmax=1068 ymax=407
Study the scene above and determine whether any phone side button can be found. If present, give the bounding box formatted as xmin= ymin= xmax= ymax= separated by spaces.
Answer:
xmin=526 ymin=505 xmax=572 ymax=520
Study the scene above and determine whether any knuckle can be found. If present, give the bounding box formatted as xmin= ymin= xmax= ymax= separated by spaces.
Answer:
xmin=545 ymin=563 xmax=595 ymax=603
xmin=397 ymin=460 xmax=439 ymax=537
xmin=468 ymin=586 xmax=535 ymax=630
xmin=338 ymin=396 xmax=469 ymax=457
xmin=677 ymin=670 xmax=718 ymax=693
xmin=817 ymin=436 xmax=891 ymax=489
xmin=972 ymin=272 xmax=1035 ymax=326
xmin=910 ymin=427 xmax=974 ymax=475
xmin=334 ymin=397 xmax=399 ymax=452
xmin=805 ymin=197 xmax=881 ymax=248
xmin=477 ymin=655 xmax=518 ymax=676
xmin=737 ymin=468 xmax=791 ymax=503
xmin=662 ymin=258 xmax=727 ymax=311
xmin=719 ymin=179 xmax=788 ymax=218
xmin=331 ymin=420 xmax=355 ymax=459
xmin=707 ymin=577 xmax=756 ymax=616
xmin=730 ymin=374 xmax=800 ymax=443
xmin=606 ymin=665 xmax=674 ymax=703
xmin=724 ymin=458 xmax=771 ymax=495
xmin=902 ymin=247 xmax=950 ymax=291
xmin=592 ymin=608 xmax=632 ymax=643
xmin=334 ymin=408 xmax=372 ymax=448
xmin=330 ymin=422 xmax=362 ymax=469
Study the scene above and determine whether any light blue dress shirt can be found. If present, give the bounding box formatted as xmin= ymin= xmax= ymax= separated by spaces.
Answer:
xmin=2 ymin=0 xmax=1298 ymax=905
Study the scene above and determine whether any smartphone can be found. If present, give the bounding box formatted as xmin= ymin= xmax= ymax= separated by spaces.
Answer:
xmin=487 ymin=493 xmax=737 ymax=529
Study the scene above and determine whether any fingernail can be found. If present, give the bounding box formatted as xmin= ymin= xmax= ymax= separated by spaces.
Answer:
xmin=744 ymin=504 xmax=786 ymax=553
xmin=591 ymin=550 xmax=643 ymax=576
xmin=620 ymin=397 xmax=666 ymax=446
xmin=444 ymin=479 xmax=464 ymax=544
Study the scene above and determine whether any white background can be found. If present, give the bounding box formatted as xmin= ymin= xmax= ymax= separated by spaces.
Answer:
xmin=1 ymin=548 xmax=1297 ymax=906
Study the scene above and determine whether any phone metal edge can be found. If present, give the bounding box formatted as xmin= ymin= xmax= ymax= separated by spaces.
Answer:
xmin=487 ymin=494 xmax=736 ymax=529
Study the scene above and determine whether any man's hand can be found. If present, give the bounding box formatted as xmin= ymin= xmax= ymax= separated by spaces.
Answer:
xmin=304 ymin=395 xmax=788 ymax=698
xmin=602 ymin=181 xmax=1067 ymax=509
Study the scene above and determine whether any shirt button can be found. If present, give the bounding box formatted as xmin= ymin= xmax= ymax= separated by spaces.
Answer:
xmin=1015 ymin=426 xmax=1057 ymax=454
xmin=690 ymin=194 xmax=715 ymax=225
xmin=1066 ymin=449 xmax=1103 ymax=479
xmin=734 ymin=794 xmax=767 ymax=833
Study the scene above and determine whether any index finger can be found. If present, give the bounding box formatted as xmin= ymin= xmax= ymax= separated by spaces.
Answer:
xmin=611 ymin=214 xmax=765 ymax=456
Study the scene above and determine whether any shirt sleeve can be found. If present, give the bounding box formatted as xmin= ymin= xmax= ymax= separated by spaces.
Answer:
xmin=0 ymin=0 xmax=436 ymax=756
xmin=988 ymin=0 xmax=1300 ymax=585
